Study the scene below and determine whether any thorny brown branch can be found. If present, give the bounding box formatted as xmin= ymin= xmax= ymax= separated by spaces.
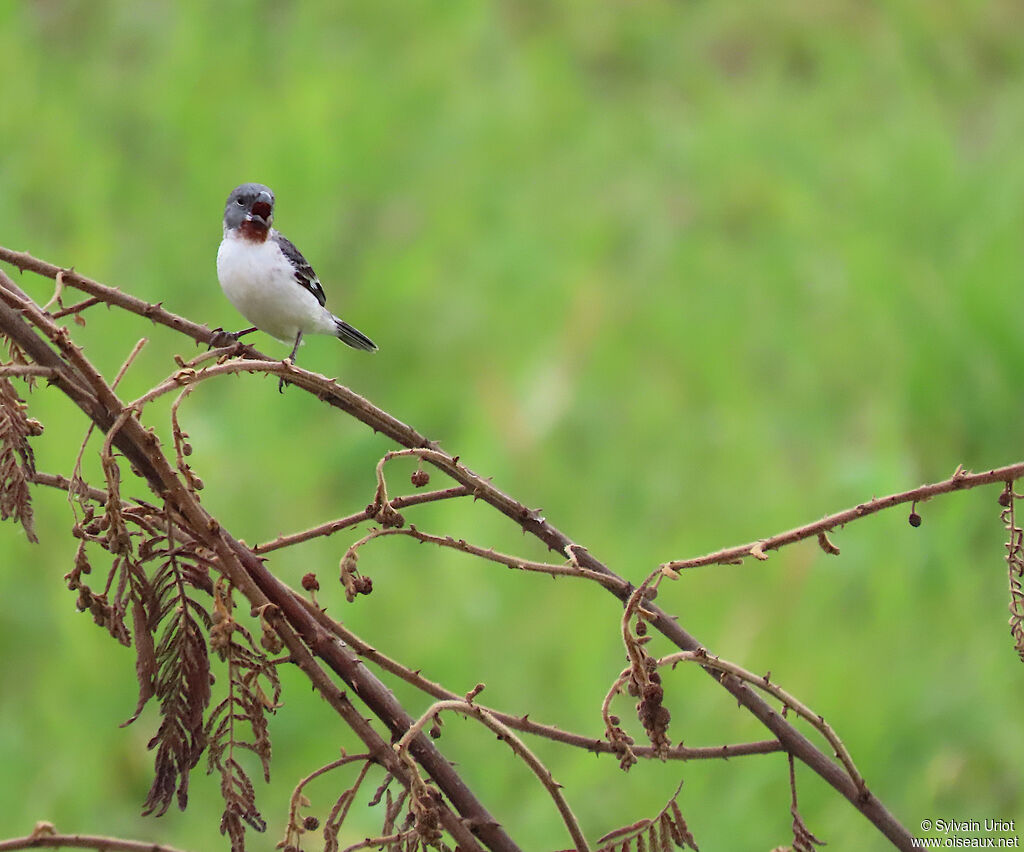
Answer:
xmin=787 ymin=753 xmax=826 ymax=852
xmin=341 ymin=524 xmax=621 ymax=587
xmin=2 ymin=246 xmax=1012 ymax=849
xmin=0 ymin=824 xmax=190 ymax=852
xmin=254 ymin=485 xmax=471 ymax=554
xmin=664 ymin=461 xmax=1024 ymax=571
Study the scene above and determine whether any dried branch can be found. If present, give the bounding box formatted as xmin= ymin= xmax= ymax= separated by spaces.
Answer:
xmin=0 ymin=826 xmax=192 ymax=852
xmin=28 ymin=470 xmax=108 ymax=503
xmin=254 ymin=485 xmax=471 ymax=554
xmin=664 ymin=463 xmax=1024 ymax=571
xmin=0 ymin=248 xmax=218 ymax=343
xmin=787 ymin=754 xmax=826 ymax=851
xmin=0 ymin=364 xmax=57 ymax=378
xmin=52 ymin=295 xmax=103 ymax=319
xmin=341 ymin=523 xmax=620 ymax=587
xmin=655 ymin=649 xmax=863 ymax=792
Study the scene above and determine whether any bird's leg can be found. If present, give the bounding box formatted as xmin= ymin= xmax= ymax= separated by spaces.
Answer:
xmin=286 ymin=330 xmax=303 ymax=363
xmin=279 ymin=330 xmax=303 ymax=393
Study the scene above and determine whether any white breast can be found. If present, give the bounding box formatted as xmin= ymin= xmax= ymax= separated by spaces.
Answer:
xmin=216 ymin=231 xmax=335 ymax=343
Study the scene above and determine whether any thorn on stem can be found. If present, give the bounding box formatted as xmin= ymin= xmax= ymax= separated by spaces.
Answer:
xmin=816 ymin=531 xmax=840 ymax=555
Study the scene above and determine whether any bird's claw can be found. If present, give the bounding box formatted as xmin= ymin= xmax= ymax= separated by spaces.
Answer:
xmin=208 ymin=326 xmax=258 ymax=351
xmin=208 ymin=327 xmax=239 ymax=350
xmin=278 ymin=357 xmax=294 ymax=394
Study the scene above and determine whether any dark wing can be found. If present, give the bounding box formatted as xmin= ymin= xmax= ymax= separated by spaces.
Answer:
xmin=272 ymin=231 xmax=327 ymax=307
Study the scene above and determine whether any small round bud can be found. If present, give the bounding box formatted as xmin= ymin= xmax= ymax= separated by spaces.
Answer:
xmin=411 ymin=469 xmax=430 ymax=487
xmin=908 ymin=511 xmax=922 ymax=528
xmin=999 ymin=490 xmax=1012 ymax=507
xmin=302 ymin=816 xmax=320 ymax=830
xmin=301 ymin=572 xmax=320 ymax=592
xmin=182 ymin=442 xmax=193 ymax=456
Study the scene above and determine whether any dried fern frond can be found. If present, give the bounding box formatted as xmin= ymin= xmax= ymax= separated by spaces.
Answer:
xmin=0 ymin=376 xmax=41 ymax=542
xmin=790 ymin=808 xmax=827 ymax=852
xmin=205 ymin=580 xmax=282 ymax=852
xmin=1001 ymin=487 xmax=1024 ymax=662
xmin=4 ymin=335 xmax=36 ymax=389
xmin=140 ymin=543 xmax=213 ymax=818
xmin=596 ymin=780 xmax=698 ymax=852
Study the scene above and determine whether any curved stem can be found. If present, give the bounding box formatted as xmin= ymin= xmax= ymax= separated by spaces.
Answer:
xmin=664 ymin=463 xmax=1023 ymax=571
xmin=395 ymin=699 xmax=591 ymax=852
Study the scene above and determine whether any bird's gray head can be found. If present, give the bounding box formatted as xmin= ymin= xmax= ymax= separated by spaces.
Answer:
xmin=223 ymin=183 xmax=275 ymax=236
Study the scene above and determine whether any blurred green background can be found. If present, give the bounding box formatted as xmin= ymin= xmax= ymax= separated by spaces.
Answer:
xmin=2 ymin=1 xmax=1023 ymax=849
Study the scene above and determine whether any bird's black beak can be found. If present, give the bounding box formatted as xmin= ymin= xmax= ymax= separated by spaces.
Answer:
xmin=247 ymin=191 xmax=274 ymax=228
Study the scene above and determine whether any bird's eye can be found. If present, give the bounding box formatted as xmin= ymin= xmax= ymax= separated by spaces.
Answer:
xmin=236 ymin=198 xmax=245 ymax=206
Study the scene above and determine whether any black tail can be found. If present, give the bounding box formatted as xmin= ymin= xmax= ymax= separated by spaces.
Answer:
xmin=334 ymin=317 xmax=377 ymax=352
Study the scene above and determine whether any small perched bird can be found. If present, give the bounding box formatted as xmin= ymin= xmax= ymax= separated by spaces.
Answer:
xmin=216 ymin=183 xmax=377 ymax=390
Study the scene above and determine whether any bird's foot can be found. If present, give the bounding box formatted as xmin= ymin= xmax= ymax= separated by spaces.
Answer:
xmin=278 ymin=356 xmax=294 ymax=394
xmin=208 ymin=326 xmax=257 ymax=351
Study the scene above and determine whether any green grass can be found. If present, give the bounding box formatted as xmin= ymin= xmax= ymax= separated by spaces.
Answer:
xmin=1 ymin=2 xmax=1024 ymax=849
